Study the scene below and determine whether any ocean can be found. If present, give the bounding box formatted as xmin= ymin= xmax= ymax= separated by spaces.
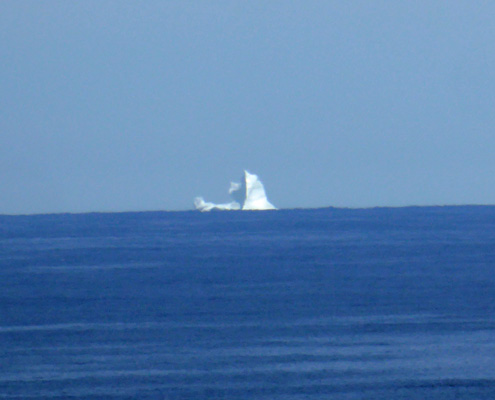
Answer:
xmin=1 ymin=206 xmax=495 ymax=399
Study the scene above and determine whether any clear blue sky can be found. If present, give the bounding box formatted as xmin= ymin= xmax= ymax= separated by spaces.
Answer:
xmin=1 ymin=1 xmax=494 ymax=214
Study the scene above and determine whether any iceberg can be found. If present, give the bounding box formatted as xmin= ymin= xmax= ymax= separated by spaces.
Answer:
xmin=194 ymin=170 xmax=277 ymax=212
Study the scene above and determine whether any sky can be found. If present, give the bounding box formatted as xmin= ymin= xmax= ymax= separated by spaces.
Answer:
xmin=1 ymin=1 xmax=495 ymax=214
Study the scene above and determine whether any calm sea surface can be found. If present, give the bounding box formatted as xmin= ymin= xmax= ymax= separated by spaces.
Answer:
xmin=1 ymin=207 xmax=495 ymax=399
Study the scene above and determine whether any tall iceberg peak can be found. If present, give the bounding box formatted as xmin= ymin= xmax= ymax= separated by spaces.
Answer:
xmin=194 ymin=170 xmax=276 ymax=212
xmin=241 ymin=170 xmax=277 ymax=210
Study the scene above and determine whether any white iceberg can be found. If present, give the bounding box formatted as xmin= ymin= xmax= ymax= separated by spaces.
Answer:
xmin=194 ymin=170 xmax=276 ymax=212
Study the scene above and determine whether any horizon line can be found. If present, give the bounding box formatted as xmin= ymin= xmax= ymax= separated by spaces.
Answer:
xmin=1 ymin=203 xmax=494 ymax=217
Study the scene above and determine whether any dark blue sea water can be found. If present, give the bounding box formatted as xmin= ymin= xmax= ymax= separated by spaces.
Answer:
xmin=1 ymin=206 xmax=495 ymax=399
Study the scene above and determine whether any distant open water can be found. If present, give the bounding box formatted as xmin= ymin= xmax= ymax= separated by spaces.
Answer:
xmin=1 ymin=206 xmax=495 ymax=399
